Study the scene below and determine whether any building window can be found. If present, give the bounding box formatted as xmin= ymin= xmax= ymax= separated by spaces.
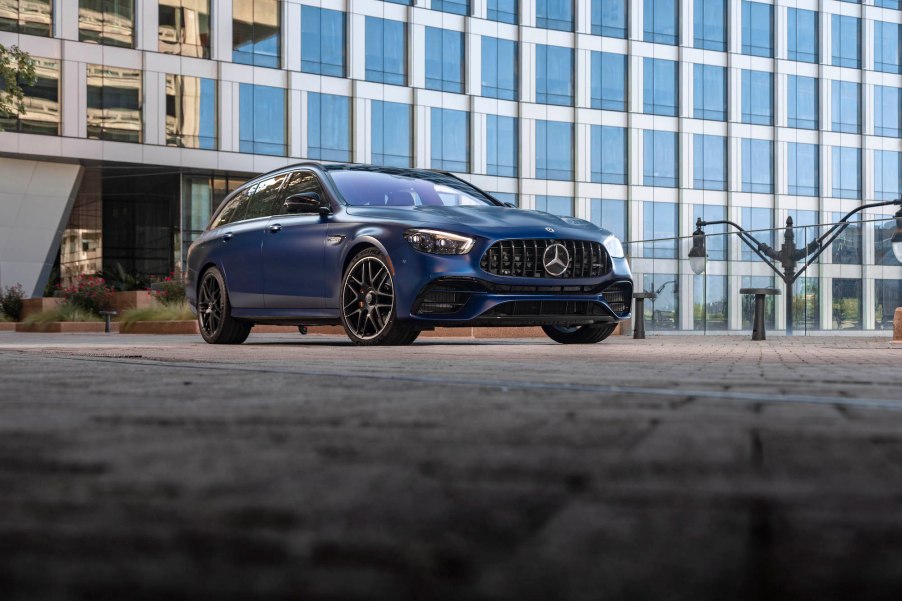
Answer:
xmin=86 ymin=65 xmax=142 ymax=143
xmin=536 ymin=0 xmax=573 ymax=31
xmin=643 ymin=202 xmax=678 ymax=259
xmin=432 ymin=0 xmax=468 ymax=16
xmin=875 ymin=150 xmax=901 ymax=201
xmin=693 ymin=64 xmax=725 ymax=121
xmin=643 ymin=58 xmax=678 ymax=116
xmin=741 ymin=208 xmax=772 ymax=260
xmin=426 ymin=28 xmax=464 ymax=93
xmin=372 ymin=101 xmax=411 ymax=168
xmin=831 ymin=81 xmax=860 ymax=134
xmin=0 ymin=57 xmax=59 ymax=135
xmin=486 ymin=115 xmax=518 ymax=177
xmin=165 ymin=75 xmax=216 ymax=150
xmin=832 ymin=147 xmax=860 ymax=199
xmin=239 ymin=83 xmax=285 ymax=156
xmin=694 ymin=0 xmax=725 ymax=51
xmin=535 ymin=120 xmax=573 ymax=180
xmin=643 ymin=130 xmax=678 ymax=188
xmin=875 ymin=22 xmax=901 ymax=74
xmin=383 ymin=0 xmax=411 ymax=5
xmin=535 ymin=196 xmax=573 ymax=217
xmin=591 ymin=125 xmax=626 ymax=184
xmin=875 ymin=86 xmax=901 ymax=138
xmin=592 ymin=0 xmax=627 ymax=38
xmin=159 ymin=0 xmax=210 ymax=58
xmin=301 ymin=6 xmax=345 ymax=77
xmin=876 ymin=0 xmax=900 ymax=9
xmin=307 ymin=93 xmax=350 ymax=162
xmin=79 ymin=0 xmax=134 ymax=48
xmin=642 ymin=273 xmax=679 ymax=330
xmin=787 ymin=143 xmax=818 ymax=196
xmin=787 ymin=8 xmax=817 ymax=63
xmin=832 ymin=212 xmax=862 ymax=265
xmin=492 ymin=192 xmax=518 ymax=206
xmin=535 ymin=45 xmax=573 ymax=106
xmin=875 ymin=280 xmax=902 ymax=329
xmin=487 ymin=0 xmax=517 ymax=24
xmin=0 ymin=0 xmax=52 ymax=36
xmin=233 ymin=0 xmax=279 ymax=67
xmin=693 ymin=134 xmax=726 ymax=191
xmin=876 ymin=216 xmax=902 ymax=265
xmin=482 ymin=37 xmax=517 ymax=100
xmin=742 ymin=1 xmax=773 ymax=58
xmin=832 ymin=15 xmax=860 ymax=68
xmin=431 ymin=108 xmax=468 ymax=172
xmin=832 ymin=279 xmax=862 ymax=330
xmin=591 ymin=52 xmax=626 ymax=111
xmin=741 ymin=139 xmax=772 ymax=193
xmin=787 ymin=75 xmax=817 ymax=130
xmin=787 ymin=209 xmax=819 ymax=252
xmin=741 ymin=70 xmax=773 ymax=125
xmin=365 ymin=17 xmax=406 ymax=86
xmin=742 ymin=276 xmax=775 ymax=329
xmin=590 ymin=198 xmax=627 ymax=243
xmin=694 ymin=274 xmax=728 ymax=330
xmin=643 ymin=0 xmax=678 ymax=45
xmin=693 ymin=205 xmax=727 ymax=260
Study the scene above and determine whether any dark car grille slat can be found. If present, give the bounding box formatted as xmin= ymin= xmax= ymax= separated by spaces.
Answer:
xmin=601 ymin=282 xmax=632 ymax=313
xmin=481 ymin=239 xmax=608 ymax=278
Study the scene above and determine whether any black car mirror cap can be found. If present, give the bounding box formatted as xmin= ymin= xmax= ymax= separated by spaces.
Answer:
xmin=284 ymin=193 xmax=331 ymax=216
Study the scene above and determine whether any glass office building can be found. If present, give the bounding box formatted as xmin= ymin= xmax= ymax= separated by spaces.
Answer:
xmin=0 ymin=0 xmax=899 ymax=331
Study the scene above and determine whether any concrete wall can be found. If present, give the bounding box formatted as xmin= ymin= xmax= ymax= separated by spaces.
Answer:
xmin=0 ymin=158 xmax=83 ymax=298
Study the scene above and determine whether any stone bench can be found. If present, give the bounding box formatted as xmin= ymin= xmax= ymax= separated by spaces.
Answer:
xmin=740 ymin=287 xmax=781 ymax=341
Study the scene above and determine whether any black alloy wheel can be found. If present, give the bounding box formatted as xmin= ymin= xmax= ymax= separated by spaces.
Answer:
xmin=542 ymin=323 xmax=617 ymax=344
xmin=197 ymin=267 xmax=251 ymax=344
xmin=340 ymin=249 xmax=419 ymax=346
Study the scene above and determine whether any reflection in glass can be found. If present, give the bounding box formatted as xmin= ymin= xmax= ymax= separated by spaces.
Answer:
xmin=307 ymin=93 xmax=350 ymax=162
xmin=694 ymin=274 xmax=727 ymax=331
xmin=787 ymin=209 xmax=818 ymax=257
xmin=643 ymin=273 xmax=679 ymax=330
xmin=431 ymin=108 xmax=468 ymax=172
xmin=486 ymin=115 xmax=517 ymax=178
xmin=238 ymin=83 xmax=285 ymax=156
xmin=590 ymin=198 xmax=627 ymax=243
xmin=591 ymin=125 xmax=626 ymax=184
xmin=831 ymin=81 xmax=860 ymax=133
xmin=875 ymin=215 xmax=902 ymax=266
xmin=742 ymin=1 xmax=773 ymax=57
xmin=874 ymin=86 xmax=901 ymax=138
xmin=693 ymin=135 xmax=726 ymax=191
xmin=233 ymin=0 xmax=280 ymax=68
xmin=694 ymin=0 xmax=725 ymax=51
xmin=832 ymin=279 xmax=861 ymax=330
xmin=0 ymin=0 xmax=52 ymax=36
xmin=643 ymin=201 xmax=677 ymax=259
xmin=79 ymin=0 xmax=134 ymax=47
xmin=832 ymin=147 xmax=861 ymax=199
xmin=741 ymin=70 xmax=772 ymax=125
xmin=874 ymin=21 xmax=900 ymax=74
xmin=492 ymin=192 xmax=518 ymax=206
xmin=535 ymin=120 xmax=573 ymax=181
xmin=793 ymin=277 xmax=819 ymax=331
xmin=0 ymin=57 xmax=59 ymax=135
xmin=432 ymin=0 xmax=468 ymax=15
xmin=425 ymin=27 xmax=464 ymax=93
xmin=832 ymin=15 xmax=860 ymax=68
xmin=874 ymin=150 xmax=901 ymax=201
xmin=301 ymin=7 xmax=345 ymax=77
xmin=165 ymin=75 xmax=216 ymax=149
xmin=643 ymin=58 xmax=678 ymax=116
xmin=643 ymin=130 xmax=678 ymax=188
xmin=694 ymin=64 xmax=725 ymax=121
xmin=831 ymin=212 xmax=861 ymax=265
xmin=372 ymin=101 xmax=411 ymax=168
xmin=875 ymin=280 xmax=902 ymax=329
xmin=536 ymin=45 xmax=573 ymax=106
xmin=159 ymin=0 xmax=210 ymax=58
xmin=535 ymin=196 xmax=573 ymax=217
xmin=536 ymin=0 xmax=574 ymax=32
xmin=741 ymin=139 xmax=773 ymax=193
xmin=740 ymin=207 xmax=772 ymax=261
xmin=482 ymin=37 xmax=517 ymax=101
xmin=592 ymin=0 xmax=626 ymax=38
xmin=787 ymin=143 xmax=818 ymax=196
xmin=693 ymin=205 xmax=727 ymax=260
xmin=787 ymin=75 xmax=818 ymax=130
xmin=643 ymin=0 xmax=677 ymax=45
xmin=788 ymin=8 xmax=817 ymax=63
xmin=487 ymin=0 xmax=517 ymax=24
xmin=592 ymin=52 xmax=626 ymax=111
xmin=87 ymin=65 xmax=142 ymax=143
xmin=365 ymin=17 xmax=406 ymax=85
xmin=741 ymin=276 xmax=775 ymax=330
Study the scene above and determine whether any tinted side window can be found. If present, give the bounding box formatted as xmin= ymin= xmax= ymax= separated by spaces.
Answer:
xmin=278 ymin=170 xmax=326 ymax=214
xmin=243 ymin=174 xmax=288 ymax=221
xmin=212 ymin=186 xmax=255 ymax=228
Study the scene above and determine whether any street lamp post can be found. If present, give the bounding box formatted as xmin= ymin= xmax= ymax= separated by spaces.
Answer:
xmin=688 ymin=199 xmax=902 ymax=335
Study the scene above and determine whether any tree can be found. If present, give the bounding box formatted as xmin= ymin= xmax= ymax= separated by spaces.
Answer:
xmin=0 ymin=44 xmax=37 ymax=119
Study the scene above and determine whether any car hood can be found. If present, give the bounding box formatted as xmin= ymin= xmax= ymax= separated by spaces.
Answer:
xmin=343 ymin=205 xmax=613 ymax=239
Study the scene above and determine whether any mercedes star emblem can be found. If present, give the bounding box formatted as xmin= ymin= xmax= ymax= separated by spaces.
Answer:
xmin=543 ymin=243 xmax=570 ymax=277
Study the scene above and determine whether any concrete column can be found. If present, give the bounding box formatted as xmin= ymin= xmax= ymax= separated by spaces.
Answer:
xmin=211 ymin=0 xmax=233 ymax=63
xmin=285 ymin=1 xmax=301 ymax=73
xmin=56 ymin=0 xmax=78 ymax=41
xmin=137 ymin=0 xmax=158 ymax=52
xmin=348 ymin=13 xmax=367 ymax=82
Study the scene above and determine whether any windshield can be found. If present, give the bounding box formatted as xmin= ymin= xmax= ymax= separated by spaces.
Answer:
xmin=327 ymin=168 xmax=499 ymax=208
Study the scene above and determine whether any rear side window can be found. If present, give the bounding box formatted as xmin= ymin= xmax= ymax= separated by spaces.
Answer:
xmin=243 ymin=174 xmax=288 ymax=221
xmin=277 ymin=170 xmax=327 ymax=214
xmin=212 ymin=185 xmax=255 ymax=228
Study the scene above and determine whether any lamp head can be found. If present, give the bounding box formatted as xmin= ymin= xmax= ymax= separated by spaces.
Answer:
xmin=892 ymin=207 xmax=902 ymax=264
xmin=689 ymin=218 xmax=707 ymax=275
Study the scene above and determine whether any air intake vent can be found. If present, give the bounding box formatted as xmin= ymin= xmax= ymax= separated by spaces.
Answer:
xmin=480 ymin=239 xmax=608 ymax=278
xmin=602 ymin=282 xmax=632 ymax=313
xmin=415 ymin=287 xmax=471 ymax=315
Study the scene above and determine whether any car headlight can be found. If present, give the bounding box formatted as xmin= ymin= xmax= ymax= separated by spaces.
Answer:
xmin=403 ymin=229 xmax=475 ymax=255
xmin=602 ymin=235 xmax=625 ymax=258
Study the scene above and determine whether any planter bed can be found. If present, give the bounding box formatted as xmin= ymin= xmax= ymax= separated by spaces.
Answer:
xmin=120 ymin=320 xmax=198 ymax=335
xmin=16 ymin=321 xmax=116 ymax=333
xmin=0 ymin=323 xmax=16 ymax=332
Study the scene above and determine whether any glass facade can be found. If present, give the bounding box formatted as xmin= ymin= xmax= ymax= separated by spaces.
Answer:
xmin=694 ymin=0 xmax=725 ymax=51
xmin=875 ymin=86 xmax=901 ymax=137
xmin=644 ymin=0 xmax=677 ymax=45
xmin=233 ymin=0 xmax=279 ymax=67
xmin=488 ymin=0 xmax=517 ymax=23
xmin=79 ymin=0 xmax=134 ymax=47
xmin=694 ymin=64 xmax=726 ymax=121
xmin=0 ymin=58 xmax=59 ymax=135
xmin=365 ymin=17 xmax=406 ymax=85
xmin=741 ymin=70 xmax=772 ymax=125
xmin=590 ymin=198 xmax=627 ymax=243
xmin=301 ymin=6 xmax=345 ymax=77
xmin=372 ymin=101 xmax=411 ymax=168
xmin=788 ymin=75 xmax=818 ymax=130
xmin=537 ymin=0 xmax=574 ymax=31
xmin=787 ymin=143 xmax=818 ymax=197
xmin=832 ymin=147 xmax=861 ymax=199
xmin=535 ymin=196 xmax=573 ymax=216
xmin=643 ymin=201 xmax=678 ymax=259
xmin=486 ymin=115 xmax=518 ymax=177
xmin=693 ymin=135 xmax=726 ymax=191
xmin=875 ymin=21 xmax=901 ymax=74
xmin=159 ymin=0 xmax=210 ymax=58
xmin=238 ymin=83 xmax=285 ymax=156
xmin=643 ymin=130 xmax=678 ymax=188
xmin=591 ymin=126 xmax=626 ymax=184
xmin=788 ymin=8 xmax=817 ymax=63
xmin=592 ymin=52 xmax=626 ymax=111
xmin=165 ymin=75 xmax=216 ymax=149
xmin=643 ymin=58 xmax=678 ymax=116
xmin=482 ymin=38 xmax=518 ymax=101
xmin=536 ymin=45 xmax=573 ymax=106
xmin=742 ymin=1 xmax=773 ymax=57
xmin=426 ymin=28 xmax=464 ymax=93
xmin=86 ymin=65 xmax=142 ymax=142
xmin=536 ymin=121 xmax=573 ymax=180
xmin=431 ymin=108 xmax=468 ymax=172
xmin=0 ymin=0 xmax=51 ymax=36
xmin=741 ymin=139 xmax=772 ymax=193
xmin=832 ymin=15 xmax=860 ymax=68
xmin=831 ymin=81 xmax=860 ymax=134
xmin=593 ymin=0 xmax=627 ymax=38
xmin=307 ymin=93 xmax=350 ymax=162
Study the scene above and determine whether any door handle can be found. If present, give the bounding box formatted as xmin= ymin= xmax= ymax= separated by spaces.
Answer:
xmin=222 ymin=232 xmax=234 ymax=242
xmin=268 ymin=224 xmax=282 ymax=233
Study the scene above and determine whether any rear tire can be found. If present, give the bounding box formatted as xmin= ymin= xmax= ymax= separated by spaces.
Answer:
xmin=340 ymin=248 xmax=419 ymax=346
xmin=542 ymin=323 xmax=616 ymax=344
xmin=197 ymin=267 xmax=251 ymax=345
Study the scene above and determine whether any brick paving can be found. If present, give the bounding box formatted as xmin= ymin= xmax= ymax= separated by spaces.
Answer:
xmin=0 ymin=332 xmax=901 ymax=600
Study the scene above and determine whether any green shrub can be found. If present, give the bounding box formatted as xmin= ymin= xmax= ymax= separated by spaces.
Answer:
xmin=23 ymin=304 xmax=101 ymax=324
xmin=0 ymin=283 xmax=26 ymax=321
xmin=60 ymin=275 xmax=114 ymax=316
xmin=121 ymin=301 xmax=193 ymax=328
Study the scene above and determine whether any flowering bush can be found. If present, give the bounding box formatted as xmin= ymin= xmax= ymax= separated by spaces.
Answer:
xmin=0 ymin=283 xmax=26 ymax=321
xmin=60 ymin=275 xmax=114 ymax=316
xmin=150 ymin=272 xmax=186 ymax=306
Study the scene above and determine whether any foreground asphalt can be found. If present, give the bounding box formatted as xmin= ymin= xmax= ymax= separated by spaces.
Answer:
xmin=1 ymin=331 xmax=901 ymax=601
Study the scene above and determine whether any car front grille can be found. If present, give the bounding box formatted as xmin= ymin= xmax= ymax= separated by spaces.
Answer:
xmin=601 ymin=282 xmax=632 ymax=313
xmin=414 ymin=286 xmax=471 ymax=315
xmin=481 ymin=300 xmax=611 ymax=319
xmin=480 ymin=239 xmax=608 ymax=278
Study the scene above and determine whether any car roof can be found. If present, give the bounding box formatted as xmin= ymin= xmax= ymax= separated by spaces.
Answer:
xmin=256 ymin=161 xmax=456 ymax=181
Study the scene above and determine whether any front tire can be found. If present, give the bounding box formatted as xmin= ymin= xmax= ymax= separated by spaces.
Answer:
xmin=340 ymin=249 xmax=419 ymax=346
xmin=542 ymin=323 xmax=616 ymax=344
xmin=197 ymin=267 xmax=251 ymax=344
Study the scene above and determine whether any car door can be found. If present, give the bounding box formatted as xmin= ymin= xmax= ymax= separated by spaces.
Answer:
xmin=262 ymin=170 xmax=330 ymax=309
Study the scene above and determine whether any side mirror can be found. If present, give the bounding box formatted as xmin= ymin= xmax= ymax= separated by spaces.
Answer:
xmin=284 ymin=192 xmax=330 ymax=216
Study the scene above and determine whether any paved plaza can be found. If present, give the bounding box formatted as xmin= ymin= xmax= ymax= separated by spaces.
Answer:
xmin=1 ymin=332 xmax=901 ymax=600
